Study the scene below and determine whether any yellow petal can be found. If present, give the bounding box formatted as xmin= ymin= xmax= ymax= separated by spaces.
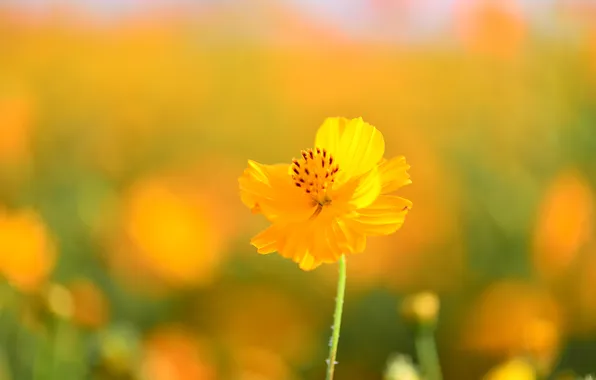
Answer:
xmin=329 ymin=166 xmax=382 ymax=213
xmin=251 ymin=222 xmax=323 ymax=270
xmin=297 ymin=253 xmax=321 ymax=271
xmin=250 ymin=211 xmax=365 ymax=271
xmin=331 ymin=218 xmax=367 ymax=254
xmin=239 ymin=160 xmax=317 ymax=223
xmin=347 ymin=195 xmax=412 ymax=236
xmin=378 ymin=156 xmax=412 ymax=194
xmin=349 ymin=166 xmax=382 ymax=209
xmin=315 ymin=117 xmax=385 ymax=181
xmin=314 ymin=117 xmax=350 ymax=156
xmin=251 ymin=224 xmax=283 ymax=255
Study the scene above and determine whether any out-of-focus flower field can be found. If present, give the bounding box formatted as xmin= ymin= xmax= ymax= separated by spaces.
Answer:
xmin=1 ymin=1 xmax=596 ymax=379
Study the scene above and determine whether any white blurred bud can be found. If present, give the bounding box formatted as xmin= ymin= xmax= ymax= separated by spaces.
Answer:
xmin=384 ymin=354 xmax=420 ymax=380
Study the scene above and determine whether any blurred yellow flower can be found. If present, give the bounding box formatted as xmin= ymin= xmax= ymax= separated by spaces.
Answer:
xmin=0 ymin=95 xmax=34 ymax=165
xmin=483 ymin=358 xmax=536 ymax=380
xmin=239 ymin=117 xmax=412 ymax=270
xmin=140 ymin=327 xmax=216 ymax=380
xmin=0 ymin=209 xmax=55 ymax=292
xmin=115 ymin=176 xmax=225 ymax=288
xmin=46 ymin=283 xmax=74 ymax=320
xmin=401 ymin=291 xmax=440 ymax=325
xmin=462 ymin=281 xmax=561 ymax=374
xmin=232 ymin=347 xmax=297 ymax=380
xmin=456 ymin=0 xmax=527 ymax=60
xmin=533 ymin=170 xmax=593 ymax=280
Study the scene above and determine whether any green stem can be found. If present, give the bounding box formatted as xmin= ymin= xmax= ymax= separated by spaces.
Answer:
xmin=415 ymin=325 xmax=443 ymax=380
xmin=325 ymin=255 xmax=347 ymax=380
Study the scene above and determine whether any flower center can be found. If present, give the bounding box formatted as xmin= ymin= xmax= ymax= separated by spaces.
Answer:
xmin=291 ymin=147 xmax=339 ymax=206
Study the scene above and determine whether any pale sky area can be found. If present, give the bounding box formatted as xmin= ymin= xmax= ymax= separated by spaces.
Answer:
xmin=0 ymin=0 xmax=577 ymax=43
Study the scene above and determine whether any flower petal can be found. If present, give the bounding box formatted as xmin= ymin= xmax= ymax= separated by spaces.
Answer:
xmin=346 ymin=195 xmax=412 ymax=236
xmin=349 ymin=166 xmax=382 ymax=209
xmin=332 ymin=218 xmax=366 ymax=253
xmin=330 ymin=166 xmax=382 ymax=211
xmin=250 ymin=210 xmax=367 ymax=271
xmin=297 ymin=253 xmax=321 ymax=271
xmin=378 ymin=156 xmax=412 ymax=194
xmin=250 ymin=222 xmax=324 ymax=270
xmin=315 ymin=117 xmax=385 ymax=180
xmin=314 ymin=117 xmax=349 ymax=156
xmin=239 ymin=160 xmax=317 ymax=223
xmin=251 ymin=224 xmax=283 ymax=255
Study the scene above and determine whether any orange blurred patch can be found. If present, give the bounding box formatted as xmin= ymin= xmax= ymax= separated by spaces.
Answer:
xmin=101 ymin=157 xmax=244 ymax=294
xmin=207 ymin=284 xmax=318 ymax=365
xmin=533 ymin=170 xmax=593 ymax=280
xmin=456 ymin=0 xmax=527 ymax=61
xmin=0 ymin=94 xmax=35 ymax=165
xmin=231 ymin=347 xmax=296 ymax=380
xmin=140 ymin=326 xmax=216 ymax=380
xmin=68 ymin=278 xmax=110 ymax=329
xmin=461 ymin=281 xmax=562 ymax=373
xmin=0 ymin=208 xmax=56 ymax=292
xmin=111 ymin=174 xmax=226 ymax=290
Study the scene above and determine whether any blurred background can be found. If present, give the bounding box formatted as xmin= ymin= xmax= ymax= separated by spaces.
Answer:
xmin=1 ymin=0 xmax=596 ymax=379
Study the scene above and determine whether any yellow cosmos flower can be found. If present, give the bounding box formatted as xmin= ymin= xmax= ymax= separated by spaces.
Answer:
xmin=239 ymin=117 xmax=412 ymax=270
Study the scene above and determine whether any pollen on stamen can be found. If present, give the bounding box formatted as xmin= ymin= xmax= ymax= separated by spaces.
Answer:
xmin=291 ymin=147 xmax=340 ymax=202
